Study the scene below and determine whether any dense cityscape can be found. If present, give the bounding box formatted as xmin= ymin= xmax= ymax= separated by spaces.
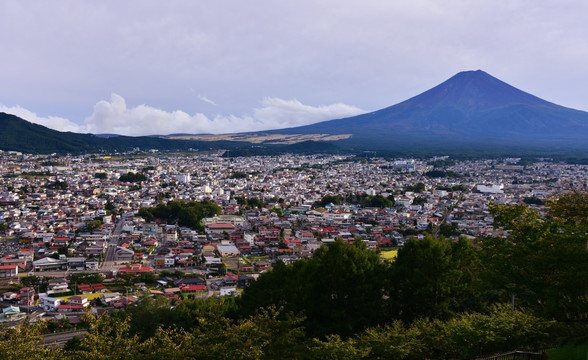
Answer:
xmin=0 ymin=150 xmax=585 ymax=321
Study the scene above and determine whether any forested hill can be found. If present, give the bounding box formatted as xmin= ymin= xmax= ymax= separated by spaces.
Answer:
xmin=0 ymin=112 xmax=340 ymax=155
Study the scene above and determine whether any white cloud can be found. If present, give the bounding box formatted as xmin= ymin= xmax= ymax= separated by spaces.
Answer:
xmin=253 ymin=97 xmax=365 ymax=129
xmin=197 ymin=95 xmax=217 ymax=106
xmin=0 ymin=94 xmax=365 ymax=136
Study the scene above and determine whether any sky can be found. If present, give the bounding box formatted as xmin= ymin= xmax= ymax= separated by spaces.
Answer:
xmin=1 ymin=1 xmax=588 ymax=136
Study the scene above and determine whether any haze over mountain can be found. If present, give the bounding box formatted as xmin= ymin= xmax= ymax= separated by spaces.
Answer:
xmin=256 ymin=70 xmax=588 ymax=151
xmin=1 ymin=70 xmax=587 ymax=155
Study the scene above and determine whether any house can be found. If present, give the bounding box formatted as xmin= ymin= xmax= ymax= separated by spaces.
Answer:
xmin=238 ymin=274 xmax=253 ymax=287
xmin=47 ymin=278 xmax=70 ymax=295
xmin=115 ymin=247 xmax=134 ymax=263
xmin=217 ymin=245 xmax=240 ymax=257
xmin=33 ymin=257 xmax=67 ymax=272
xmin=220 ymin=286 xmax=236 ymax=296
xmin=2 ymin=292 xmax=18 ymax=301
xmin=118 ymin=263 xmax=154 ymax=274
xmin=154 ymin=256 xmax=166 ymax=268
xmin=0 ymin=306 xmax=26 ymax=322
xmin=100 ymin=292 xmax=122 ymax=305
xmin=40 ymin=296 xmax=63 ymax=312
xmin=0 ymin=265 xmax=18 ymax=278
xmin=57 ymin=304 xmax=86 ymax=312
xmin=180 ymin=284 xmax=207 ymax=293
xmin=67 ymin=295 xmax=89 ymax=308
xmin=19 ymin=287 xmax=36 ymax=305
xmin=67 ymin=257 xmax=86 ymax=270
xmin=205 ymin=223 xmax=237 ymax=235
xmin=85 ymin=257 xmax=99 ymax=270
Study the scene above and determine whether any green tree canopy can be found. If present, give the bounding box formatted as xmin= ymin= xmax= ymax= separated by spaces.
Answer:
xmin=138 ymin=200 xmax=221 ymax=231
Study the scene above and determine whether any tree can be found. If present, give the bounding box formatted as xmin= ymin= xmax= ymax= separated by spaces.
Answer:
xmin=405 ymin=182 xmax=425 ymax=193
xmin=70 ymin=272 xmax=104 ymax=285
xmin=239 ymin=239 xmax=389 ymax=337
xmin=20 ymin=275 xmax=41 ymax=287
xmin=389 ymin=235 xmax=481 ymax=321
xmin=483 ymin=195 xmax=588 ymax=322
xmin=138 ymin=200 xmax=221 ymax=231
xmin=248 ymin=197 xmax=263 ymax=209
xmin=0 ymin=322 xmax=61 ymax=359
xmin=118 ymin=172 xmax=147 ymax=182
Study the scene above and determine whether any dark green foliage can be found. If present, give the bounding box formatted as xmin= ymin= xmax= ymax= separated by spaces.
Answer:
xmin=483 ymin=196 xmax=588 ymax=322
xmin=412 ymin=196 xmax=427 ymax=205
xmin=340 ymin=193 xmax=394 ymax=208
xmin=404 ymin=182 xmax=426 ymax=193
xmin=316 ymin=194 xmax=344 ymax=207
xmin=439 ymin=222 xmax=460 ymax=237
xmin=46 ymin=180 xmax=68 ymax=189
xmin=70 ymin=272 xmax=104 ymax=285
xmin=247 ymin=197 xmax=263 ymax=209
xmin=523 ymin=196 xmax=545 ymax=205
xmin=365 ymin=195 xmax=394 ymax=208
xmin=82 ymin=219 xmax=102 ymax=233
xmin=240 ymin=239 xmax=389 ymax=337
xmin=20 ymin=275 xmax=41 ymax=287
xmin=425 ymin=169 xmax=462 ymax=178
xmin=389 ymin=236 xmax=481 ymax=321
xmin=118 ymin=172 xmax=147 ymax=182
xmin=138 ymin=200 xmax=221 ymax=231
xmin=427 ymin=158 xmax=456 ymax=167
xmin=230 ymin=171 xmax=247 ymax=179
xmin=94 ymin=172 xmax=107 ymax=179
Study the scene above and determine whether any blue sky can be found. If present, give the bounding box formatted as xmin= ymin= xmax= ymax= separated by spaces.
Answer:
xmin=1 ymin=1 xmax=588 ymax=136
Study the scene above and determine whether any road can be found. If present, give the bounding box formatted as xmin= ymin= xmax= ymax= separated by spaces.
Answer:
xmin=433 ymin=194 xmax=462 ymax=236
xmin=41 ymin=330 xmax=88 ymax=347
xmin=101 ymin=219 xmax=125 ymax=272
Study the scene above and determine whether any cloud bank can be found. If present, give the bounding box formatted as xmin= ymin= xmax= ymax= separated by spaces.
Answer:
xmin=0 ymin=95 xmax=365 ymax=136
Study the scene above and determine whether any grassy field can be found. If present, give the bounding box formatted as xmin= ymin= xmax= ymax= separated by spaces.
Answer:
xmin=56 ymin=292 xmax=110 ymax=301
xmin=380 ymin=249 xmax=398 ymax=261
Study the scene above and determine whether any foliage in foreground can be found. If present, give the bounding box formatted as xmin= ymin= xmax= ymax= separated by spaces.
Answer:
xmin=0 ymin=305 xmax=559 ymax=360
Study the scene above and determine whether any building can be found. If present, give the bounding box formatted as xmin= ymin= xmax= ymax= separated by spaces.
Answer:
xmin=0 ymin=265 xmax=18 ymax=278
xmin=40 ymin=297 xmax=63 ymax=312
xmin=206 ymin=223 xmax=237 ymax=235
xmin=19 ymin=287 xmax=36 ymax=305
xmin=217 ymin=245 xmax=240 ymax=257
xmin=33 ymin=257 xmax=66 ymax=272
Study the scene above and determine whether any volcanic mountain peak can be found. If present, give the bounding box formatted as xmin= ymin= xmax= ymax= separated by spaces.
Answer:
xmin=266 ymin=69 xmax=588 ymax=150
xmin=394 ymin=69 xmax=552 ymax=112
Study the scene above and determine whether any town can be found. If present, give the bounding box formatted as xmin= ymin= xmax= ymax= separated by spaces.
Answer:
xmin=0 ymin=149 xmax=585 ymax=329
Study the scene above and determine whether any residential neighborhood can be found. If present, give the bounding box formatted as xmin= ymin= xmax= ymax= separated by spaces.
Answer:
xmin=0 ymin=150 xmax=586 ymax=328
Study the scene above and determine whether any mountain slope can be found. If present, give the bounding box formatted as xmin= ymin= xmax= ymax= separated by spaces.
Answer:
xmin=0 ymin=112 xmax=213 ymax=154
xmin=261 ymin=70 xmax=588 ymax=150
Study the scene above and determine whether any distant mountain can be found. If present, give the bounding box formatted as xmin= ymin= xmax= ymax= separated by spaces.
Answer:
xmin=2 ymin=70 xmax=588 ymax=156
xmin=0 ymin=112 xmax=327 ymax=155
xmin=259 ymin=70 xmax=588 ymax=152
xmin=0 ymin=112 xmax=219 ymax=154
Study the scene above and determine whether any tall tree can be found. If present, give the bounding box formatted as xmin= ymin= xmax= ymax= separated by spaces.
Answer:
xmin=389 ymin=235 xmax=480 ymax=321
